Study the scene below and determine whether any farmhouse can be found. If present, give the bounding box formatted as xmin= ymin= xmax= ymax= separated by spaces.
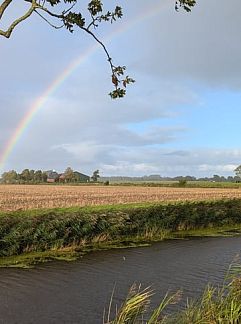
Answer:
xmin=59 ymin=171 xmax=90 ymax=183
xmin=46 ymin=170 xmax=59 ymax=183
xmin=46 ymin=170 xmax=90 ymax=183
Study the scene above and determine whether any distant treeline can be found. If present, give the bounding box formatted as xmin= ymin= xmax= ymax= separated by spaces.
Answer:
xmin=1 ymin=169 xmax=48 ymax=184
xmin=100 ymin=174 xmax=240 ymax=183
xmin=0 ymin=168 xmax=92 ymax=184
xmin=1 ymin=170 xmax=240 ymax=185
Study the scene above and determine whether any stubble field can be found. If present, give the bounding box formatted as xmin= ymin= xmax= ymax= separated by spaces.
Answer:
xmin=1 ymin=184 xmax=241 ymax=212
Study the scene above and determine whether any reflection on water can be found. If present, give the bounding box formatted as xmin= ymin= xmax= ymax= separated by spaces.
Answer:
xmin=0 ymin=236 xmax=241 ymax=324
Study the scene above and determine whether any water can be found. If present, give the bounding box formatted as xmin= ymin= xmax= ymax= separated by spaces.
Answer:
xmin=0 ymin=236 xmax=241 ymax=323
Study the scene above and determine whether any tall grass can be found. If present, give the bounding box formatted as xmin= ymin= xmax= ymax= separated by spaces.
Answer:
xmin=0 ymin=199 xmax=241 ymax=258
xmin=104 ymin=263 xmax=241 ymax=323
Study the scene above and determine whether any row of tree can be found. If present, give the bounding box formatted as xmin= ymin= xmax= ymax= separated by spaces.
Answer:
xmin=1 ymin=169 xmax=47 ymax=184
xmin=0 ymin=168 xmax=100 ymax=184
xmin=100 ymin=174 xmax=241 ymax=183
xmin=2 ymin=170 xmax=240 ymax=184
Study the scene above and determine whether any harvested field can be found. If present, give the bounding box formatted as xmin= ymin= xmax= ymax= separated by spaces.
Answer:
xmin=1 ymin=185 xmax=241 ymax=212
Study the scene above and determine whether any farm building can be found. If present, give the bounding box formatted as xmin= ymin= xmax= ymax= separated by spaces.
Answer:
xmin=59 ymin=171 xmax=90 ymax=183
xmin=46 ymin=170 xmax=59 ymax=183
xmin=73 ymin=171 xmax=90 ymax=182
xmin=46 ymin=170 xmax=90 ymax=183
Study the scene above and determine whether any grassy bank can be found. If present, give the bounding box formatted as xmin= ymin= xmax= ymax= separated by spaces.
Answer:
xmin=1 ymin=199 xmax=241 ymax=267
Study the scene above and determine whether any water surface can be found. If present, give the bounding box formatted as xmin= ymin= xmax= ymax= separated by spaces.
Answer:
xmin=0 ymin=236 xmax=241 ymax=323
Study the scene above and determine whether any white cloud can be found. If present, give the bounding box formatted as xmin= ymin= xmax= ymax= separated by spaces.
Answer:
xmin=98 ymin=149 xmax=241 ymax=177
xmin=198 ymin=164 xmax=238 ymax=173
xmin=1 ymin=0 xmax=241 ymax=177
xmin=52 ymin=142 xmax=109 ymax=164
xmin=132 ymin=0 xmax=241 ymax=89
xmin=102 ymin=162 xmax=159 ymax=174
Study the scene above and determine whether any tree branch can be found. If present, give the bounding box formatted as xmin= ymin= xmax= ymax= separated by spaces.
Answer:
xmin=2 ymin=0 xmax=193 ymax=97
xmin=0 ymin=0 xmax=37 ymax=38
xmin=80 ymin=26 xmax=115 ymax=77
xmin=0 ymin=0 xmax=12 ymax=20
xmin=34 ymin=9 xmax=64 ymax=29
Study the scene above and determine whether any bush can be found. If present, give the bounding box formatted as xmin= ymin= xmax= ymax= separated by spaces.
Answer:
xmin=178 ymin=179 xmax=187 ymax=187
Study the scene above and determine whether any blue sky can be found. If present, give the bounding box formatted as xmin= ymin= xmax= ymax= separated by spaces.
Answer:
xmin=0 ymin=0 xmax=241 ymax=177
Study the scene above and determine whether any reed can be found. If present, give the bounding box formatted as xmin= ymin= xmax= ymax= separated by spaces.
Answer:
xmin=105 ymin=263 xmax=241 ymax=323
xmin=0 ymin=199 xmax=241 ymax=265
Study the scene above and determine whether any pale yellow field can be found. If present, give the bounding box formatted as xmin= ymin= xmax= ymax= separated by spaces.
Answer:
xmin=0 ymin=184 xmax=241 ymax=212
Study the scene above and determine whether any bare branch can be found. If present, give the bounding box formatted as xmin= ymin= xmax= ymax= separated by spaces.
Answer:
xmin=34 ymin=9 xmax=64 ymax=29
xmin=80 ymin=25 xmax=114 ymax=75
xmin=0 ymin=0 xmax=12 ymax=20
xmin=87 ymin=15 xmax=99 ymax=30
xmin=0 ymin=0 xmax=37 ymax=38
xmin=35 ymin=4 xmax=62 ymax=20
xmin=63 ymin=2 xmax=76 ymax=15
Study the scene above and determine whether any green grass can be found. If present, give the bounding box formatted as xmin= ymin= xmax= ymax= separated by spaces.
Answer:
xmin=2 ymin=180 xmax=241 ymax=188
xmin=0 ymin=198 xmax=241 ymax=267
xmin=0 ymin=250 xmax=80 ymax=268
xmin=108 ymin=180 xmax=241 ymax=188
xmin=173 ymin=224 xmax=241 ymax=238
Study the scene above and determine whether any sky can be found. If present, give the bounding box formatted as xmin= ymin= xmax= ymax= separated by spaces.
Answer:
xmin=0 ymin=0 xmax=241 ymax=178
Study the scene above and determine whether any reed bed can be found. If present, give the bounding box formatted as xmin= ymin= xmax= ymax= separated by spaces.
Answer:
xmin=0 ymin=199 xmax=241 ymax=259
xmin=105 ymin=262 xmax=241 ymax=323
xmin=1 ymin=185 xmax=241 ymax=211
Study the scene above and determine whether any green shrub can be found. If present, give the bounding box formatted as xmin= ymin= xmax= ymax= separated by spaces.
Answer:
xmin=178 ymin=179 xmax=187 ymax=187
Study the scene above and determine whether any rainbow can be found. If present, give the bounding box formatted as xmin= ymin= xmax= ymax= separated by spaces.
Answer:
xmin=0 ymin=1 xmax=169 ymax=173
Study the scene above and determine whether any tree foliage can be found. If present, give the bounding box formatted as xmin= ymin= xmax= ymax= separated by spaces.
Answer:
xmin=64 ymin=166 xmax=75 ymax=182
xmin=234 ymin=165 xmax=241 ymax=178
xmin=1 ymin=168 xmax=47 ymax=183
xmin=0 ymin=167 xmax=91 ymax=183
xmin=1 ymin=170 xmax=18 ymax=183
xmin=175 ymin=0 xmax=196 ymax=12
xmin=91 ymin=169 xmax=100 ymax=182
xmin=0 ymin=0 xmax=196 ymax=97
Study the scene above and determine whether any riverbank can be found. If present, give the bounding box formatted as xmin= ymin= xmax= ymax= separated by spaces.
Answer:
xmin=1 ymin=198 xmax=241 ymax=267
